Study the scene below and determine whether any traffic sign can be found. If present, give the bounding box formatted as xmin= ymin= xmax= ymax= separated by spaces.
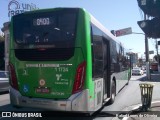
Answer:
xmin=144 ymin=51 xmax=154 ymax=54
xmin=115 ymin=27 xmax=132 ymax=37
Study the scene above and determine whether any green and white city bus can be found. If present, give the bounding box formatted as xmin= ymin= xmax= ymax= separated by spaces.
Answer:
xmin=9 ymin=8 xmax=131 ymax=113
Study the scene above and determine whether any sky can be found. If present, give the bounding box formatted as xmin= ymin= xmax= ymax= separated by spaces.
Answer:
xmin=0 ymin=0 xmax=158 ymax=59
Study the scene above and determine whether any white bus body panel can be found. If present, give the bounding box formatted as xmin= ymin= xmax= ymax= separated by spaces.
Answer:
xmin=93 ymin=78 xmax=104 ymax=111
xmin=10 ymin=87 xmax=96 ymax=112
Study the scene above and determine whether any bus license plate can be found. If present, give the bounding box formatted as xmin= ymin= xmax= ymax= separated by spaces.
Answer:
xmin=36 ymin=87 xmax=50 ymax=93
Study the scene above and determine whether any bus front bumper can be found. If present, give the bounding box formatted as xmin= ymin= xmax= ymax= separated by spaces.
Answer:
xmin=9 ymin=87 xmax=90 ymax=112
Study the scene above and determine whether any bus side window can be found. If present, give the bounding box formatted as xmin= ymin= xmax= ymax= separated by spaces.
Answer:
xmin=91 ymin=23 xmax=103 ymax=79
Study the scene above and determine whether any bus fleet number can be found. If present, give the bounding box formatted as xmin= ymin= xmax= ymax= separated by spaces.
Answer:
xmin=55 ymin=67 xmax=68 ymax=72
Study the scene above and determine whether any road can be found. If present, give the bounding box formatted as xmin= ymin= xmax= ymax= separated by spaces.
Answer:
xmin=0 ymin=74 xmax=160 ymax=120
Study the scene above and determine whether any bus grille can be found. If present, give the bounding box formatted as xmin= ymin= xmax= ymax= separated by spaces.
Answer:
xmin=15 ymin=48 xmax=74 ymax=61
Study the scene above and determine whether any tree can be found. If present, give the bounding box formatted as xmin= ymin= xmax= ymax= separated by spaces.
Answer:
xmin=137 ymin=0 xmax=160 ymax=39
xmin=137 ymin=0 xmax=160 ymax=17
xmin=0 ymin=34 xmax=4 ymax=42
xmin=137 ymin=17 xmax=160 ymax=38
xmin=0 ymin=41 xmax=4 ymax=70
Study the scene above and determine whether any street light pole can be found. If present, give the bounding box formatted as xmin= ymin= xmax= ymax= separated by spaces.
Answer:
xmin=155 ymin=39 xmax=160 ymax=72
xmin=144 ymin=15 xmax=149 ymax=62
xmin=144 ymin=14 xmax=150 ymax=80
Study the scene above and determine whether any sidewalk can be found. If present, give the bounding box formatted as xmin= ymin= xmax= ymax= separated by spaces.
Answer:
xmin=112 ymin=101 xmax=160 ymax=120
xmin=112 ymin=72 xmax=160 ymax=120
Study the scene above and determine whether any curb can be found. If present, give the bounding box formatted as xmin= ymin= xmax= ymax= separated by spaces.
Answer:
xmin=122 ymin=101 xmax=160 ymax=120
xmin=112 ymin=101 xmax=160 ymax=120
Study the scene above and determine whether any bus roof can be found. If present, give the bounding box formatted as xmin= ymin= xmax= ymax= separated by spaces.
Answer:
xmin=90 ymin=14 xmax=121 ymax=44
xmin=88 ymin=11 xmax=130 ymax=50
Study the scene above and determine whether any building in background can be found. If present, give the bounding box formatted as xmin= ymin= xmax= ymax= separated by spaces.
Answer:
xmin=130 ymin=53 xmax=138 ymax=68
xmin=1 ymin=22 xmax=10 ymax=71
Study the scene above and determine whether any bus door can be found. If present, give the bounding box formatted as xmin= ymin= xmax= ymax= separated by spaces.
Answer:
xmin=103 ymin=38 xmax=110 ymax=99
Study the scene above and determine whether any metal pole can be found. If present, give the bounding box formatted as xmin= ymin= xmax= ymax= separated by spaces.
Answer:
xmin=156 ymin=39 xmax=159 ymax=62
xmin=145 ymin=36 xmax=149 ymax=62
xmin=144 ymin=14 xmax=150 ymax=80
xmin=156 ymin=39 xmax=160 ymax=72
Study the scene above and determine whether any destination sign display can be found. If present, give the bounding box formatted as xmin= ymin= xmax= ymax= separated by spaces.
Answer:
xmin=33 ymin=18 xmax=51 ymax=26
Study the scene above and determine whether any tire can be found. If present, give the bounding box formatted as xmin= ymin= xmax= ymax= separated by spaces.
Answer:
xmin=127 ymin=73 xmax=130 ymax=85
xmin=108 ymin=81 xmax=116 ymax=104
xmin=126 ymin=80 xmax=129 ymax=85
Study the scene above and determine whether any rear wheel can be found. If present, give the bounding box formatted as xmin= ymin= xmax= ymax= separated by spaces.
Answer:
xmin=108 ymin=80 xmax=116 ymax=104
xmin=127 ymin=73 xmax=130 ymax=85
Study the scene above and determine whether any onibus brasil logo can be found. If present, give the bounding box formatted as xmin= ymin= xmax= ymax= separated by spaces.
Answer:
xmin=8 ymin=0 xmax=39 ymax=18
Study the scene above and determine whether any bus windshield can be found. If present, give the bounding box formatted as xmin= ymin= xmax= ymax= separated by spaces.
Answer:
xmin=13 ymin=9 xmax=78 ymax=49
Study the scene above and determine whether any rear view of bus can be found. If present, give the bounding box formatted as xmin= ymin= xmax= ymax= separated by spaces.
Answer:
xmin=9 ymin=8 xmax=95 ymax=112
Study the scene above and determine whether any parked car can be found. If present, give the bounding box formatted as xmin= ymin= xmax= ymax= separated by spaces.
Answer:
xmin=141 ymin=65 xmax=146 ymax=73
xmin=132 ymin=67 xmax=144 ymax=75
xmin=151 ymin=62 xmax=158 ymax=71
xmin=0 ymin=71 xmax=8 ymax=81
xmin=0 ymin=71 xmax=9 ymax=93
